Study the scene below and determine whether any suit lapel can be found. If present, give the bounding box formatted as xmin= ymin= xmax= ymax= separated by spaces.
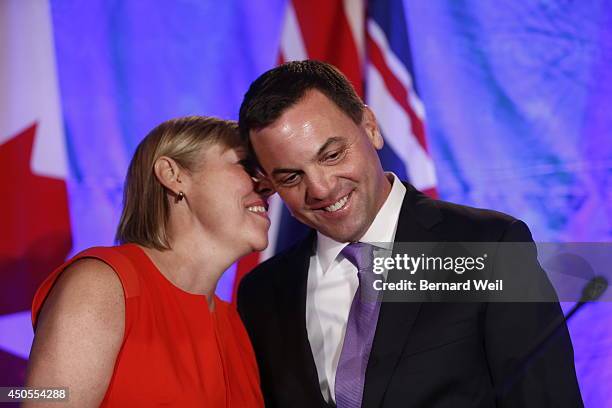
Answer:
xmin=274 ymin=232 xmax=330 ymax=407
xmin=362 ymin=183 xmax=442 ymax=407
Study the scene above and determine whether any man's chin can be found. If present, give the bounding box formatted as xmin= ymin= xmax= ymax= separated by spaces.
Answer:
xmin=318 ymin=226 xmax=364 ymax=243
xmin=301 ymin=215 xmax=366 ymax=242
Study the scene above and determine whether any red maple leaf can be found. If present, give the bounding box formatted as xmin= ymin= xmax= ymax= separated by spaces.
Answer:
xmin=0 ymin=123 xmax=72 ymax=315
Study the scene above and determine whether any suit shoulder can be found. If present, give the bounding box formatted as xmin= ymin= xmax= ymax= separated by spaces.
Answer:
xmin=239 ymin=238 xmax=310 ymax=295
xmin=416 ymin=192 xmax=524 ymax=241
xmin=435 ymin=198 xmax=516 ymax=225
xmin=239 ymin=252 xmax=283 ymax=292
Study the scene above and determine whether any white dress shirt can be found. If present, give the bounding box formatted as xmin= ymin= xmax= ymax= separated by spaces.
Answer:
xmin=306 ymin=173 xmax=407 ymax=403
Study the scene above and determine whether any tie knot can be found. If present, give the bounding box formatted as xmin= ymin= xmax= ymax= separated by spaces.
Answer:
xmin=341 ymin=242 xmax=373 ymax=271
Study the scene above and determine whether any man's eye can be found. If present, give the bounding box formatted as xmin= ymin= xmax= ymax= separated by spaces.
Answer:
xmin=324 ymin=150 xmax=344 ymax=163
xmin=280 ymin=174 xmax=300 ymax=186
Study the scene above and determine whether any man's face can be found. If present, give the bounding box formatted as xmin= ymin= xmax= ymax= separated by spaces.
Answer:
xmin=250 ymin=90 xmax=391 ymax=242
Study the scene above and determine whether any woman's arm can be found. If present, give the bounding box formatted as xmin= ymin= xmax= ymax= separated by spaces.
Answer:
xmin=25 ymin=258 xmax=125 ymax=407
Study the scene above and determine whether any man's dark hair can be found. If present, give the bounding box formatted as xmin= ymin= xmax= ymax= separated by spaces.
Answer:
xmin=238 ymin=60 xmax=365 ymax=145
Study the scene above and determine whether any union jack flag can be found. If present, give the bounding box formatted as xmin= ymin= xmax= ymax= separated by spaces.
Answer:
xmin=233 ymin=0 xmax=437 ymax=301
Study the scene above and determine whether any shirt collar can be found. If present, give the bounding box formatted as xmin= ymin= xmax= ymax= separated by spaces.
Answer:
xmin=315 ymin=172 xmax=407 ymax=274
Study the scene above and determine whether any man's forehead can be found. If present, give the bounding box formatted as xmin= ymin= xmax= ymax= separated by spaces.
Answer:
xmin=252 ymin=114 xmax=321 ymax=150
xmin=264 ymin=90 xmax=346 ymax=129
xmin=249 ymin=91 xmax=358 ymax=165
xmin=254 ymin=121 xmax=345 ymax=150
xmin=252 ymin=107 xmax=351 ymax=147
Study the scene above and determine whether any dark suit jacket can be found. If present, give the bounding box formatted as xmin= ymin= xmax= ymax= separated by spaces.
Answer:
xmin=238 ymin=183 xmax=583 ymax=407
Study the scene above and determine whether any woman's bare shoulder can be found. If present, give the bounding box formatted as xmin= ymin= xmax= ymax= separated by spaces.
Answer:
xmin=37 ymin=257 xmax=125 ymax=326
xmin=26 ymin=257 xmax=125 ymax=406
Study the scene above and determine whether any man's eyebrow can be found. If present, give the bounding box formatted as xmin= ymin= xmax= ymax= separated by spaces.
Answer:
xmin=270 ymin=137 xmax=345 ymax=177
xmin=271 ymin=167 xmax=300 ymax=177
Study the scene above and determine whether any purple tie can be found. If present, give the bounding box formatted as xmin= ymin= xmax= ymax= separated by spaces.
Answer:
xmin=335 ymin=243 xmax=381 ymax=408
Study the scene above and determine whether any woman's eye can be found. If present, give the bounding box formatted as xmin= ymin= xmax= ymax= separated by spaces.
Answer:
xmin=237 ymin=159 xmax=249 ymax=169
xmin=238 ymin=159 xmax=258 ymax=177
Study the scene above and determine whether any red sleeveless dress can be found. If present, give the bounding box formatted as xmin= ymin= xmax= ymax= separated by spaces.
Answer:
xmin=31 ymin=244 xmax=264 ymax=407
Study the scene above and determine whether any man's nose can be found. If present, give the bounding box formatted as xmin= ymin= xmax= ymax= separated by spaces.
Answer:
xmin=305 ymin=169 xmax=335 ymax=202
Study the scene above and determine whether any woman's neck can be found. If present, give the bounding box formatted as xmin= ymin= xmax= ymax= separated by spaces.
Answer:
xmin=141 ymin=230 xmax=242 ymax=309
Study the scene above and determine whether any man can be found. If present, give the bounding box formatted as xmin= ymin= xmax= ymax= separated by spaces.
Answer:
xmin=237 ymin=60 xmax=582 ymax=407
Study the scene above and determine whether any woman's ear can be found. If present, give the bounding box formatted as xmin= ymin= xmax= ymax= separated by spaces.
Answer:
xmin=362 ymin=105 xmax=384 ymax=150
xmin=153 ymin=156 xmax=184 ymax=195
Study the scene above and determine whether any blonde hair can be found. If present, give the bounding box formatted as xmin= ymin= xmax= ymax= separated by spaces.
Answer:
xmin=116 ymin=116 xmax=241 ymax=250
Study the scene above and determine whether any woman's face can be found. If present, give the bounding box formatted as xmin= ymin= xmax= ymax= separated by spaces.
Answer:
xmin=186 ymin=143 xmax=271 ymax=253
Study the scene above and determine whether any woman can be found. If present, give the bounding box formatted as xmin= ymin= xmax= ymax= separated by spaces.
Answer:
xmin=25 ymin=116 xmax=269 ymax=407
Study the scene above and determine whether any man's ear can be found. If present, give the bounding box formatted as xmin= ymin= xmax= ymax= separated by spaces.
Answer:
xmin=153 ymin=156 xmax=185 ymax=195
xmin=361 ymin=105 xmax=384 ymax=150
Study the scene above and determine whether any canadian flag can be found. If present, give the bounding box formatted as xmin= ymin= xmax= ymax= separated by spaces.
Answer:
xmin=0 ymin=1 xmax=72 ymax=385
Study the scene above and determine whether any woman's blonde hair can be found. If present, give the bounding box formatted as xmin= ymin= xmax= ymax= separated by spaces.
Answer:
xmin=116 ymin=115 xmax=241 ymax=250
